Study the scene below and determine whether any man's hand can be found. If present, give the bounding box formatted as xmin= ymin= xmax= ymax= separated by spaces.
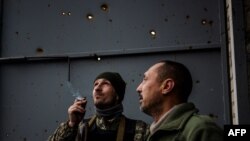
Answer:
xmin=68 ymin=98 xmax=87 ymax=127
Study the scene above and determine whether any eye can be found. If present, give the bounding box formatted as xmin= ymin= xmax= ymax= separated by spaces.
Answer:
xmin=94 ymin=82 xmax=99 ymax=86
xmin=102 ymin=81 xmax=111 ymax=86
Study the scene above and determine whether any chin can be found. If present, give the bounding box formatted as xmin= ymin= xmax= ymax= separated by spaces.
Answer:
xmin=94 ymin=100 xmax=103 ymax=106
xmin=140 ymin=105 xmax=150 ymax=115
xmin=140 ymin=105 xmax=145 ymax=112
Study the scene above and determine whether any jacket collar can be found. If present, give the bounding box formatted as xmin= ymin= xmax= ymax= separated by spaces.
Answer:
xmin=153 ymin=103 xmax=198 ymax=132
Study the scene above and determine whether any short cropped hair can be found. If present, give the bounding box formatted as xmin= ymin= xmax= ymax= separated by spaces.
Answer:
xmin=157 ymin=60 xmax=193 ymax=102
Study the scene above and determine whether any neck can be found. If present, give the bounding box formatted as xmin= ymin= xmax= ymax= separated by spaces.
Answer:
xmin=152 ymin=99 xmax=183 ymax=122
xmin=96 ymin=103 xmax=123 ymax=118
xmin=151 ymin=109 xmax=165 ymax=123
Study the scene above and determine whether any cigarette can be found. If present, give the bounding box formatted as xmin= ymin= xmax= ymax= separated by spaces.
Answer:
xmin=76 ymin=96 xmax=86 ymax=101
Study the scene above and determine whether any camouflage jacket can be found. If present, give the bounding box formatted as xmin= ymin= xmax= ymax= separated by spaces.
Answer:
xmin=48 ymin=115 xmax=149 ymax=141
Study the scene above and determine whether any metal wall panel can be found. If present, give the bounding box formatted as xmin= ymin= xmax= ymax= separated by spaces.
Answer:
xmin=1 ymin=0 xmax=222 ymax=57
xmin=0 ymin=62 xmax=69 ymax=140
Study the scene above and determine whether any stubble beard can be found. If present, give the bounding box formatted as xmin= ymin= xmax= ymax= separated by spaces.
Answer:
xmin=94 ymin=98 xmax=118 ymax=109
xmin=140 ymin=98 xmax=162 ymax=117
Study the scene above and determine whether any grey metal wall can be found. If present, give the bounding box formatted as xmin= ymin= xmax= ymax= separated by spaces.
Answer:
xmin=0 ymin=0 xmax=230 ymax=140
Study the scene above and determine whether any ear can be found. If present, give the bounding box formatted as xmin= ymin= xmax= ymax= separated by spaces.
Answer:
xmin=160 ymin=78 xmax=175 ymax=95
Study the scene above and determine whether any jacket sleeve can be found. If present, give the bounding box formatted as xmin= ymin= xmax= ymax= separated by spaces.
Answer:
xmin=183 ymin=115 xmax=223 ymax=141
xmin=47 ymin=121 xmax=78 ymax=141
xmin=188 ymin=124 xmax=223 ymax=141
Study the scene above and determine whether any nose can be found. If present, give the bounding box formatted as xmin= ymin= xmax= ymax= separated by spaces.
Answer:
xmin=136 ymin=83 xmax=142 ymax=94
xmin=94 ymin=83 xmax=101 ymax=91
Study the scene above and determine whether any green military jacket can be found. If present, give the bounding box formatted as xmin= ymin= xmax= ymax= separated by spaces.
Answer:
xmin=147 ymin=103 xmax=223 ymax=141
xmin=48 ymin=114 xmax=149 ymax=141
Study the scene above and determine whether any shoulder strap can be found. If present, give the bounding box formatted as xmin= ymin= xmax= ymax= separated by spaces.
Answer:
xmin=88 ymin=115 xmax=97 ymax=128
xmin=116 ymin=115 xmax=126 ymax=141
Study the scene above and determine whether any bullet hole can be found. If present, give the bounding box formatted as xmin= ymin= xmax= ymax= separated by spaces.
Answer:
xmin=48 ymin=4 xmax=51 ymax=7
xmin=61 ymin=11 xmax=71 ymax=16
xmin=36 ymin=47 xmax=44 ymax=54
xmin=23 ymin=137 xmax=27 ymax=141
xmin=109 ymin=19 xmax=113 ymax=22
xmin=44 ymin=129 xmax=48 ymax=133
xmin=86 ymin=13 xmax=94 ymax=20
xmin=207 ymin=41 xmax=211 ymax=44
xmin=94 ymin=54 xmax=101 ymax=61
xmin=149 ymin=29 xmax=157 ymax=39
xmin=201 ymin=19 xmax=213 ymax=27
xmin=204 ymin=8 xmax=208 ymax=12
xmin=196 ymin=80 xmax=200 ymax=83
xmin=164 ymin=18 xmax=168 ymax=22
xmin=100 ymin=3 xmax=109 ymax=12
xmin=61 ymin=12 xmax=66 ymax=16
xmin=186 ymin=15 xmax=190 ymax=19
xmin=201 ymin=19 xmax=207 ymax=25
xmin=189 ymin=46 xmax=193 ymax=50
xmin=15 ymin=32 xmax=19 ymax=35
